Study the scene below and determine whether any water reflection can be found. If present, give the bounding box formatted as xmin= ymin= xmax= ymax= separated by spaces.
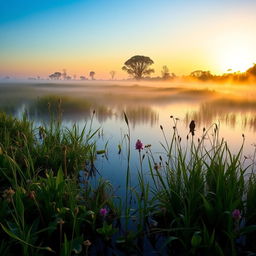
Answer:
xmin=122 ymin=105 xmax=159 ymax=128
xmin=0 ymin=95 xmax=159 ymax=127
xmin=27 ymin=96 xmax=113 ymax=122
xmin=185 ymin=98 xmax=256 ymax=132
xmin=0 ymin=82 xmax=255 ymax=132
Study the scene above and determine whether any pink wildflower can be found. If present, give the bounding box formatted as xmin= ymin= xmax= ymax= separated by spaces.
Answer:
xmin=100 ymin=208 xmax=108 ymax=217
xmin=135 ymin=139 xmax=144 ymax=151
xmin=232 ymin=209 xmax=241 ymax=221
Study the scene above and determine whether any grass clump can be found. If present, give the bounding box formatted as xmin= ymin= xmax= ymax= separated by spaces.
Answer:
xmin=0 ymin=111 xmax=118 ymax=255
xmin=141 ymin=118 xmax=256 ymax=255
xmin=1 ymin=110 xmax=256 ymax=255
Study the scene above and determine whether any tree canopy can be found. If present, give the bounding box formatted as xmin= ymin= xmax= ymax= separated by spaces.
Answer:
xmin=89 ymin=71 xmax=95 ymax=80
xmin=246 ymin=64 xmax=256 ymax=76
xmin=161 ymin=65 xmax=171 ymax=80
xmin=190 ymin=70 xmax=213 ymax=81
xmin=49 ymin=72 xmax=62 ymax=80
xmin=122 ymin=55 xmax=154 ymax=80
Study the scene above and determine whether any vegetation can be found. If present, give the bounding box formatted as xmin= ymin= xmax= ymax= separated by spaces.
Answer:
xmin=190 ymin=70 xmax=213 ymax=81
xmin=89 ymin=71 xmax=95 ymax=80
xmin=42 ymin=60 xmax=256 ymax=82
xmin=109 ymin=70 xmax=116 ymax=80
xmin=0 ymin=111 xmax=256 ymax=255
xmin=122 ymin=55 xmax=155 ymax=80
xmin=49 ymin=72 xmax=62 ymax=80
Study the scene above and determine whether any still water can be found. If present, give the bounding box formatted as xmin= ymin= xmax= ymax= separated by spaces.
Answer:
xmin=1 ymin=81 xmax=256 ymax=189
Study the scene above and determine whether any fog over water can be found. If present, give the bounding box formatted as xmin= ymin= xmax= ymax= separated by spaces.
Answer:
xmin=1 ymin=80 xmax=256 ymax=185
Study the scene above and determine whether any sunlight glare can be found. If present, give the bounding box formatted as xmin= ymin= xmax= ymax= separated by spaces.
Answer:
xmin=218 ymin=45 xmax=253 ymax=73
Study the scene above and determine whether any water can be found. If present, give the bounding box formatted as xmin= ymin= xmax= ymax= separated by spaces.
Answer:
xmin=1 ymin=81 xmax=256 ymax=188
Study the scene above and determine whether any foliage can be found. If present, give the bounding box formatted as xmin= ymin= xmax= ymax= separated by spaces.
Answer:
xmin=161 ymin=65 xmax=171 ymax=80
xmin=190 ymin=70 xmax=213 ymax=81
xmin=122 ymin=55 xmax=154 ymax=80
xmin=0 ymin=111 xmax=256 ymax=255
xmin=89 ymin=71 xmax=95 ymax=80
xmin=246 ymin=63 xmax=256 ymax=77
xmin=49 ymin=72 xmax=62 ymax=80
xmin=109 ymin=70 xmax=116 ymax=80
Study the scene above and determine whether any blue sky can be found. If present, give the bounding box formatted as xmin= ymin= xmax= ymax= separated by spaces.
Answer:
xmin=1 ymin=0 xmax=256 ymax=78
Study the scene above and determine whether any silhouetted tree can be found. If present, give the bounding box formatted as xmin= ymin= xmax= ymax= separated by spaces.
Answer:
xmin=49 ymin=72 xmax=62 ymax=80
xmin=171 ymin=73 xmax=176 ymax=78
xmin=62 ymin=69 xmax=67 ymax=80
xmin=161 ymin=65 xmax=171 ymax=80
xmin=110 ymin=70 xmax=116 ymax=80
xmin=246 ymin=64 xmax=256 ymax=77
xmin=122 ymin=55 xmax=154 ymax=80
xmin=89 ymin=71 xmax=95 ymax=80
xmin=190 ymin=70 xmax=213 ymax=81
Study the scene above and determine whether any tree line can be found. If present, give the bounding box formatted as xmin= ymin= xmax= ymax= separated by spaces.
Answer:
xmin=47 ymin=55 xmax=256 ymax=82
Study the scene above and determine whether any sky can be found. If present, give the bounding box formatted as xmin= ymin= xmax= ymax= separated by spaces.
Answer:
xmin=0 ymin=0 xmax=256 ymax=79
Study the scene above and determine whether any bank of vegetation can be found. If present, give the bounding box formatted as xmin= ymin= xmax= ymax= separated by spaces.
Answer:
xmin=0 ymin=111 xmax=256 ymax=255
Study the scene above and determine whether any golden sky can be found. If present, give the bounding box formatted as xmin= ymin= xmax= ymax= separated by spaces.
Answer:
xmin=1 ymin=0 xmax=256 ymax=79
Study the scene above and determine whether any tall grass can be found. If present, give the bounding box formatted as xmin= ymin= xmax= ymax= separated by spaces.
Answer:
xmin=0 ymin=111 xmax=256 ymax=255
xmin=0 ymin=111 xmax=118 ymax=255
xmin=144 ymin=117 xmax=256 ymax=255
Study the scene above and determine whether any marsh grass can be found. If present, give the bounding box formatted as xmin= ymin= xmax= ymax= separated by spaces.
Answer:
xmin=143 ymin=117 xmax=256 ymax=255
xmin=0 ymin=110 xmax=256 ymax=255
xmin=0 ymin=111 xmax=118 ymax=255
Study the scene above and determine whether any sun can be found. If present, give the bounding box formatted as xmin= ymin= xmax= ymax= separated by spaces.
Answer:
xmin=217 ymin=44 xmax=253 ymax=74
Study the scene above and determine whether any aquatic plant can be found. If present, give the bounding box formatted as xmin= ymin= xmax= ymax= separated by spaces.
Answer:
xmin=1 ymin=111 xmax=256 ymax=255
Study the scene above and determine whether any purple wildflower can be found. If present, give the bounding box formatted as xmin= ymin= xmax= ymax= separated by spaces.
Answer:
xmin=100 ymin=208 xmax=108 ymax=217
xmin=232 ymin=209 xmax=241 ymax=221
xmin=135 ymin=139 xmax=144 ymax=151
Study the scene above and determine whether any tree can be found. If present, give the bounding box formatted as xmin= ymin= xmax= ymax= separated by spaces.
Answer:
xmin=190 ymin=70 xmax=213 ymax=81
xmin=62 ymin=69 xmax=67 ymax=80
xmin=80 ymin=76 xmax=86 ymax=80
xmin=246 ymin=64 xmax=256 ymax=77
xmin=122 ymin=55 xmax=154 ymax=80
xmin=89 ymin=71 xmax=95 ymax=80
xmin=161 ymin=65 xmax=171 ymax=80
xmin=49 ymin=72 xmax=62 ymax=80
xmin=110 ymin=70 xmax=116 ymax=80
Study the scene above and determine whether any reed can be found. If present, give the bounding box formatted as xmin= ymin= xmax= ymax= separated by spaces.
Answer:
xmin=0 ymin=111 xmax=256 ymax=255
